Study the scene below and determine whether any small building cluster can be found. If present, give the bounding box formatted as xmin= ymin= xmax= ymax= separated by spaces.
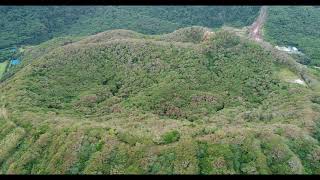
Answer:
xmin=275 ymin=46 xmax=302 ymax=54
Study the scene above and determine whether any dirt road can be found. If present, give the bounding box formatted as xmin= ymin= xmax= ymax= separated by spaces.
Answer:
xmin=249 ymin=6 xmax=268 ymax=42
xmin=247 ymin=6 xmax=320 ymax=90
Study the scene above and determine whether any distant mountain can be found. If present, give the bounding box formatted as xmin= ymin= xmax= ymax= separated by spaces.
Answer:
xmin=0 ymin=6 xmax=260 ymax=48
xmin=2 ymin=6 xmax=320 ymax=67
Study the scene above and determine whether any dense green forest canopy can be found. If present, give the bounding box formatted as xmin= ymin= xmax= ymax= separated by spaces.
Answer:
xmin=2 ymin=6 xmax=320 ymax=67
xmin=265 ymin=6 xmax=320 ymax=66
xmin=0 ymin=6 xmax=260 ymax=48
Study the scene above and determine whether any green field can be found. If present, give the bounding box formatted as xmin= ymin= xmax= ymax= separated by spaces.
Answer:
xmin=0 ymin=61 xmax=8 ymax=79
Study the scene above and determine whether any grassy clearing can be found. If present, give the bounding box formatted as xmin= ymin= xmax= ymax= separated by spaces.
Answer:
xmin=276 ymin=67 xmax=303 ymax=84
xmin=0 ymin=61 xmax=8 ymax=79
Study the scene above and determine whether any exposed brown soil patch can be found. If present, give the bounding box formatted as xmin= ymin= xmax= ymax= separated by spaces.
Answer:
xmin=249 ymin=6 xmax=268 ymax=42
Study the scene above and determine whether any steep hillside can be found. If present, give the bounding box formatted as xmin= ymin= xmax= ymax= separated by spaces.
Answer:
xmin=0 ymin=27 xmax=320 ymax=174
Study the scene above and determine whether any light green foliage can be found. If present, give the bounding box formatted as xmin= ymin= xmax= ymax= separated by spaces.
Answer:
xmin=0 ymin=62 xmax=6 ymax=79
xmin=158 ymin=130 xmax=181 ymax=145
xmin=0 ymin=127 xmax=25 ymax=164
xmin=197 ymin=142 xmax=236 ymax=174
xmin=260 ymin=135 xmax=305 ymax=174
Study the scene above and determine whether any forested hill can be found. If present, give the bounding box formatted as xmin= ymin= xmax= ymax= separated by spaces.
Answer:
xmin=1 ymin=6 xmax=320 ymax=174
xmin=0 ymin=6 xmax=260 ymax=48
xmin=1 ymin=27 xmax=320 ymax=174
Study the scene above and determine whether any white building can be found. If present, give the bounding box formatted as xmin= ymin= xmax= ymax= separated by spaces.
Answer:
xmin=275 ymin=45 xmax=303 ymax=55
